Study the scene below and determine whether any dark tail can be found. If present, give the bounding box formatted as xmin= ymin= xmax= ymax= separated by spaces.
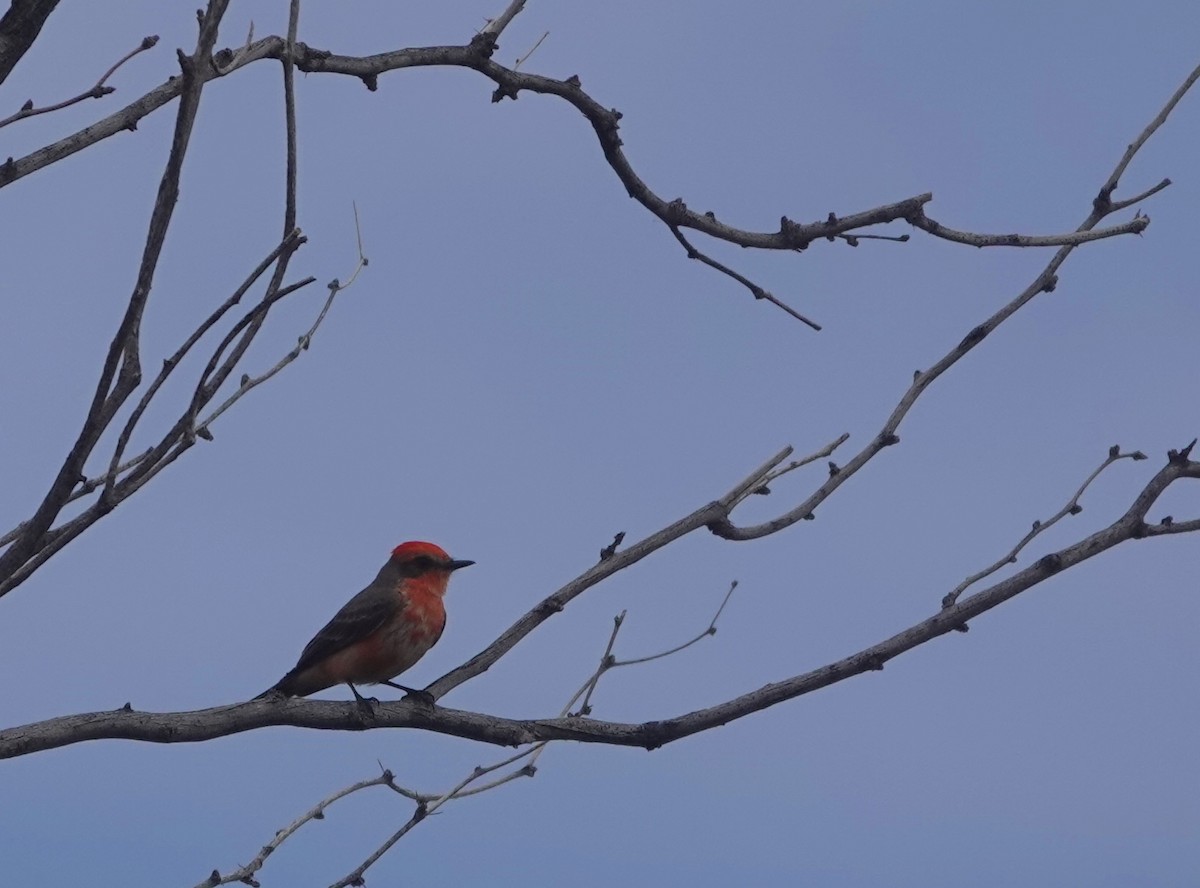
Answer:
xmin=254 ymin=672 xmax=297 ymax=700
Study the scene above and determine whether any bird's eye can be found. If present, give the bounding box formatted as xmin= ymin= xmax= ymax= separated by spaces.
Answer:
xmin=413 ymin=555 xmax=434 ymax=569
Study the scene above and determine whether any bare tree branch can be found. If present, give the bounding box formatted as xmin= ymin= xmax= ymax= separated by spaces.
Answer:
xmin=1094 ymin=64 xmax=1200 ymax=212
xmin=425 ymin=445 xmax=792 ymax=699
xmin=198 ymin=207 xmax=365 ymax=432
xmin=2 ymin=27 xmax=1166 ymax=333
xmin=5 ymin=5 xmax=1191 ymax=880
xmin=513 ymin=29 xmax=549 ymax=71
xmin=326 ymin=747 xmax=534 ymax=888
xmin=1107 ymin=178 xmax=1170 ymax=213
xmin=0 ymin=0 xmax=359 ymax=600
xmin=198 ymin=771 xmax=399 ymax=887
xmin=707 ymin=61 xmax=1199 ymax=541
xmin=0 ymin=240 xmax=317 ymax=598
xmin=0 ymin=0 xmax=233 ymax=596
xmin=206 ymin=585 xmax=739 ymax=887
xmin=1 ymin=445 xmax=1195 ymax=760
xmin=0 ymin=37 xmax=274 ymax=190
xmin=668 ymin=223 xmax=822 ymax=329
xmin=573 ymin=583 xmax=737 ymax=716
xmin=760 ymin=433 xmax=851 ymax=490
xmin=905 ymin=207 xmax=1148 ymax=248
xmin=480 ymin=0 xmax=528 ymax=40
xmin=99 ymin=232 xmax=305 ymax=494
xmin=0 ymin=0 xmax=61 ymax=86
xmin=0 ymin=34 xmax=158 ymax=129
xmin=941 ymin=446 xmax=1148 ymax=608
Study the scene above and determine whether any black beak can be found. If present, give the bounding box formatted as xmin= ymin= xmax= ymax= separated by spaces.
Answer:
xmin=447 ymin=559 xmax=475 ymax=572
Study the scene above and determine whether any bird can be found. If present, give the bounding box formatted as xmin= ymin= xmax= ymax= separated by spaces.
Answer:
xmin=257 ymin=541 xmax=473 ymax=703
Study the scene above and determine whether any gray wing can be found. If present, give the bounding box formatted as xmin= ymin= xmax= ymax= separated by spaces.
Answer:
xmin=289 ymin=585 xmax=396 ymax=675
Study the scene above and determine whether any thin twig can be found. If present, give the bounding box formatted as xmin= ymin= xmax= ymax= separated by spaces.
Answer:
xmin=565 ymin=582 xmax=738 ymax=721
xmin=618 ymin=581 xmax=737 ymax=667
xmin=214 ymin=18 xmax=256 ymax=74
xmin=197 ymin=207 xmax=366 ymax=432
xmin=426 ymin=444 xmax=791 ymax=700
xmin=906 ymin=209 xmax=1150 ymax=247
xmin=759 ymin=433 xmax=851 ymax=490
xmin=834 ymin=231 xmax=910 ymax=245
xmin=941 ymin=446 xmax=1148 ymax=608
xmin=411 ymin=746 xmax=542 ymax=801
xmin=198 ymin=772 xmax=397 ymax=887
xmin=514 ymin=30 xmax=548 ymax=70
xmin=572 ymin=611 xmax=626 ymax=716
xmin=709 ymin=61 xmax=1197 ymax=542
xmin=0 ymin=231 xmax=314 ymax=591
xmin=282 ymin=0 xmax=299 ymax=235
xmin=333 ymin=579 xmax=741 ymax=884
xmin=1096 ymin=65 xmax=1200 ymax=209
xmin=185 ymin=0 xmax=311 ymax=443
xmin=103 ymin=232 xmax=304 ymax=496
xmin=214 ymin=574 xmax=739 ymax=885
xmin=3 ymin=24 xmax=1163 ymax=328
xmin=329 ymin=747 xmax=540 ymax=888
xmin=1107 ymin=178 xmax=1171 ymax=213
xmin=0 ymin=449 xmax=153 ymax=548
xmin=0 ymin=0 xmax=233 ymax=598
xmin=4 ymin=449 xmax=1198 ymax=761
xmin=669 ymin=224 xmax=822 ymax=330
xmin=0 ymin=34 xmax=158 ymax=130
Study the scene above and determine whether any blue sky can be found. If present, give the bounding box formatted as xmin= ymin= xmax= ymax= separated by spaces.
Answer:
xmin=2 ymin=2 xmax=1198 ymax=885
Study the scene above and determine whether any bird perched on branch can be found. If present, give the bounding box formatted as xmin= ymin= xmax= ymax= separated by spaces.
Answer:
xmin=257 ymin=541 xmax=474 ymax=703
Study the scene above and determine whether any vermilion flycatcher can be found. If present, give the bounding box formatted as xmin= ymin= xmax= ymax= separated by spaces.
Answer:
xmin=258 ymin=541 xmax=473 ymax=702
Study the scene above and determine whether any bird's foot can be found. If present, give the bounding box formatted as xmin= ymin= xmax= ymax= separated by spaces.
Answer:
xmin=403 ymin=688 xmax=436 ymax=707
xmin=381 ymin=680 xmax=436 ymax=707
xmin=348 ymin=683 xmax=380 ymax=716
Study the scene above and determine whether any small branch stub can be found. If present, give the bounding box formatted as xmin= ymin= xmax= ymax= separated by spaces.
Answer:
xmin=599 ymin=532 xmax=625 ymax=561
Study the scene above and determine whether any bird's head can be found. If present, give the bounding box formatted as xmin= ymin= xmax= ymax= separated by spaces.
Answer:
xmin=390 ymin=541 xmax=474 ymax=586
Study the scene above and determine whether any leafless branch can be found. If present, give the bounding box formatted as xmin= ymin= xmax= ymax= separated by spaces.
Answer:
xmin=621 ymin=582 xmax=737 ymax=666
xmin=0 ymin=0 xmax=367 ymax=599
xmin=1 ymin=16 xmax=1195 ymax=869
xmin=669 ymin=224 xmax=821 ymax=329
xmin=0 ymin=449 xmax=154 ymax=548
xmin=0 ymin=0 xmax=62 ymax=87
xmin=1107 ymin=178 xmax=1171 ymax=213
xmin=0 ymin=12 xmax=357 ymax=600
xmin=327 ymin=746 xmax=533 ymax=888
xmin=480 ymin=0 xmax=528 ymax=40
xmin=0 ymin=0 xmax=232 ymax=597
xmin=100 ymin=231 xmax=304 ymax=498
xmin=513 ymin=30 xmax=548 ymax=71
xmin=3 ymin=444 xmax=1196 ymax=760
xmin=572 ymin=611 xmax=627 ymax=717
xmin=282 ymin=0 xmax=300 ymax=235
xmin=941 ymin=446 xmax=1148 ymax=608
xmin=905 ymin=207 xmax=1149 ymax=248
xmin=759 ymin=433 xmax=851 ymax=491
xmin=197 ymin=771 xmax=397 ymax=888
xmin=198 ymin=209 xmax=366 ymax=431
xmin=324 ymin=586 xmax=738 ymax=885
xmin=707 ymin=61 xmax=1199 ymax=542
xmin=213 ymin=18 xmax=256 ymax=74
xmin=0 ymin=234 xmax=316 ymax=597
xmin=0 ymin=34 xmax=158 ymax=129
xmin=573 ymin=582 xmax=737 ymax=715
xmin=1095 ymin=63 xmax=1200 ymax=212
xmin=2 ymin=22 xmax=1168 ymax=334
xmin=426 ymin=444 xmax=792 ymax=700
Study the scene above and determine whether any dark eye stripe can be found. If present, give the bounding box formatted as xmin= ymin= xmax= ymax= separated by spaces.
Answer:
xmin=401 ymin=554 xmax=444 ymax=574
